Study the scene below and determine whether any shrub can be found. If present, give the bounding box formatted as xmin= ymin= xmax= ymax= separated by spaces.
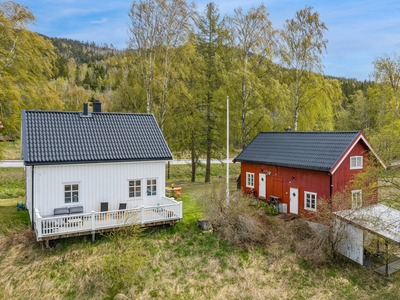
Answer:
xmin=198 ymin=181 xmax=273 ymax=245
xmin=103 ymin=217 xmax=148 ymax=292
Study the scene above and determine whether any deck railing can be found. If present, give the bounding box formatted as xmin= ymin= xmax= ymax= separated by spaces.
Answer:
xmin=34 ymin=199 xmax=182 ymax=240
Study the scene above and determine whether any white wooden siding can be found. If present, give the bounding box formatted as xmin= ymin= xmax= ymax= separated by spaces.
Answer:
xmin=33 ymin=161 xmax=166 ymax=216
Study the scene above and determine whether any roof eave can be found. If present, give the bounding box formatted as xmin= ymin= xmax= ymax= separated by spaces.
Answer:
xmin=234 ymin=159 xmax=331 ymax=172
xmin=24 ymin=157 xmax=173 ymax=167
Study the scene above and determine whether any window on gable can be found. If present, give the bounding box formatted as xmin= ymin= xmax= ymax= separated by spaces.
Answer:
xmin=65 ymin=184 xmax=79 ymax=203
xmin=246 ymin=172 xmax=254 ymax=188
xmin=304 ymin=192 xmax=317 ymax=211
xmin=147 ymin=179 xmax=157 ymax=196
xmin=129 ymin=180 xmax=141 ymax=198
xmin=352 ymin=190 xmax=362 ymax=209
xmin=350 ymin=156 xmax=363 ymax=169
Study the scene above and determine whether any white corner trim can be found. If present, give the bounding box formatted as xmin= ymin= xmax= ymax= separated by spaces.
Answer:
xmin=331 ymin=134 xmax=386 ymax=175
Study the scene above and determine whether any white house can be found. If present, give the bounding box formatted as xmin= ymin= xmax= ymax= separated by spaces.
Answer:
xmin=21 ymin=101 xmax=182 ymax=243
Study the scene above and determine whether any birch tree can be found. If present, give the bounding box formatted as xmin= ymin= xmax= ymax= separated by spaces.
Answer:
xmin=373 ymin=53 xmax=400 ymax=125
xmin=226 ymin=4 xmax=276 ymax=148
xmin=280 ymin=6 xmax=328 ymax=131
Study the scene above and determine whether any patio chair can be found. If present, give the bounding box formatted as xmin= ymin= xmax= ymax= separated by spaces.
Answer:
xmin=117 ymin=203 xmax=128 ymax=219
xmin=98 ymin=202 xmax=110 ymax=220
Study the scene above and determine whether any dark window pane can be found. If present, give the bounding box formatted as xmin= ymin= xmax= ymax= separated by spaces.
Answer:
xmin=129 ymin=192 xmax=134 ymax=198
xmin=136 ymin=180 xmax=141 ymax=186
xmin=72 ymin=184 xmax=78 ymax=191
xmin=137 ymin=191 xmax=141 ymax=197
xmin=147 ymin=180 xmax=151 ymax=185
xmin=65 ymin=197 xmax=71 ymax=203
xmin=129 ymin=181 xmax=134 ymax=186
xmin=65 ymin=185 xmax=71 ymax=191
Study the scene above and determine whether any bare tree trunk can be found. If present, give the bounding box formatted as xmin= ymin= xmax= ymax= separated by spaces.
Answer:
xmin=191 ymin=131 xmax=196 ymax=183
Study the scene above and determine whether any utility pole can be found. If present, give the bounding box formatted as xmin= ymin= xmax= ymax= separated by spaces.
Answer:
xmin=226 ymin=96 xmax=229 ymax=205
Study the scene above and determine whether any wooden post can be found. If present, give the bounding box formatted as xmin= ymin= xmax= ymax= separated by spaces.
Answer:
xmin=91 ymin=211 xmax=95 ymax=242
xmin=385 ymin=240 xmax=389 ymax=277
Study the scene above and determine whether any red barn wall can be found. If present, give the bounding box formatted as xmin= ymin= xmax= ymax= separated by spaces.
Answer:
xmin=239 ymin=136 xmax=378 ymax=218
xmin=331 ymin=138 xmax=378 ymax=211
xmin=240 ymin=162 xmax=330 ymax=219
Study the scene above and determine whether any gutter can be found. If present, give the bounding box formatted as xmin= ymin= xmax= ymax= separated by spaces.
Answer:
xmin=326 ymin=172 xmax=333 ymax=210
xmin=31 ymin=166 xmax=34 ymax=230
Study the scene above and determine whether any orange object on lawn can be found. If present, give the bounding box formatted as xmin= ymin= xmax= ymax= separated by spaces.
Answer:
xmin=174 ymin=190 xmax=182 ymax=199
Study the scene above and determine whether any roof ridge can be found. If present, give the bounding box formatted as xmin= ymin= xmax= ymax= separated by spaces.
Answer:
xmin=258 ymin=131 xmax=361 ymax=134
xmin=25 ymin=110 xmax=154 ymax=116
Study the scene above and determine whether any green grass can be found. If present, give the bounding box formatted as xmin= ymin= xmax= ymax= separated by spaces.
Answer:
xmin=0 ymin=167 xmax=25 ymax=198
xmin=166 ymin=162 xmax=240 ymax=183
xmin=0 ymin=167 xmax=399 ymax=299
xmin=0 ymin=140 xmax=21 ymax=160
xmin=0 ymin=197 xmax=30 ymax=235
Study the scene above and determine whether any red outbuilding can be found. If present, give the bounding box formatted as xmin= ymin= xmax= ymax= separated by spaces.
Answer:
xmin=234 ymin=130 xmax=386 ymax=219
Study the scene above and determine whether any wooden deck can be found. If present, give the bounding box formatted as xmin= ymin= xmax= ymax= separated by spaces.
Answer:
xmin=34 ymin=197 xmax=182 ymax=242
xmin=374 ymin=260 xmax=400 ymax=276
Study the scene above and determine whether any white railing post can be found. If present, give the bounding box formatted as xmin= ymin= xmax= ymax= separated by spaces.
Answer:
xmin=179 ymin=201 xmax=183 ymax=218
xmin=141 ymin=205 xmax=145 ymax=223
xmin=35 ymin=208 xmax=42 ymax=238
xmin=91 ymin=211 xmax=95 ymax=231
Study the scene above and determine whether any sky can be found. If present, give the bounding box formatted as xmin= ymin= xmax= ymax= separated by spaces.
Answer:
xmin=17 ymin=0 xmax=400 ymax=81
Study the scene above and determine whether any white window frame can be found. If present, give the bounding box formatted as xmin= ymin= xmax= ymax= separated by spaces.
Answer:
xmin=146 ymin=178 xmax=157 ymax=196
xmin=350 ymin=156 xmax=363 ymax=170
xmin=351 ymin=190 xmax=362 ymax=209
xmin=128 ymin=179 xmax=142 ymax=198
xmin=246 ymin=172 xmax=254 ymax=188
xmin=64 ymin=183 xmax=80 ymax=204
xmin=304 ymin=191 xmax=317 ymax=212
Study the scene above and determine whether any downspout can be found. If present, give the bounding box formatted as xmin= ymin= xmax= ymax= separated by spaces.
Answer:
xmin=326 ymin=172 xmax=333 ymax=210
xmin=31 ymin=165 xmax=34 ymax=230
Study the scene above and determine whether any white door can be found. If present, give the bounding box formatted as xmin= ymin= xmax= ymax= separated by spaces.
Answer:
xmin=290 ymin=187 xmax=298 ymax=214
xmin=259 ymin=174 xmax=266 ymax=198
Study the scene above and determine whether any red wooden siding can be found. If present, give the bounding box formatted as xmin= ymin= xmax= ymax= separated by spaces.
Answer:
xmin=331 ymin=138 xmax=378 ymax=211
xmin=240 ymin=162 xmax=330 ymax=219
xmin=239 ymin=137 xmax=378 ymax=218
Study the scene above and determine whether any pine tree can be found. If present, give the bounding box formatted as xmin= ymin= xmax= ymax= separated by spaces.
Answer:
xmin=196 ymin=2 xmax=225 ymax=183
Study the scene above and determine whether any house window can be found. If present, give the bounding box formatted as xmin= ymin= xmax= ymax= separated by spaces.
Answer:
xmin=64 ymin=184 xmax=79 ymax=203
xmin=246 ymin=172 xmax=254 ymax=188
xmin=147 ymin=179 xmax=157 ymax=196
xmin=304 ymin=192 xmax=317 ymax=211
xmin=352 ymin=190 xmax=362 ymax=209
xmin=350 ymin=156 xmax=363 ymax=169
xmin=129 ymin=180 xmax=141 ymax=198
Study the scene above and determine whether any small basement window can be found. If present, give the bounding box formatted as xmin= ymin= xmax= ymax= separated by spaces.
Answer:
xmin=65 ymin=184 xmax=79 ymax=204
xmin=350 ymin=156 xmax=363 ymax=169
xmin=305 ymin=192 xmax=317 ymax=212
xmin=246 ymin=172 xmax=254 ymax=188
xmin=147 ymin=179 xmax=157 ymax=196
xmin=352 ymin=190 xmax=362 ymax=209
xmin=129 ymin=180 xmax=141 ymax=198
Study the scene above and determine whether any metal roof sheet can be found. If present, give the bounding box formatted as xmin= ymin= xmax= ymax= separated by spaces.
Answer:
xmin=234 ymin=131 xmax=361 ymax=172
xmin=21 ymin=110 xmax=173 ymax=165
xmin=335 ymin=204 xmax=400 ymax=244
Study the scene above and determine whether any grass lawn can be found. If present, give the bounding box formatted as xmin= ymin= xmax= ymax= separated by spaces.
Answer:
xmin=0 ymin=140 xmax=21 ymax=160
xmin=0 ymin=169 xmax=399 ymax=299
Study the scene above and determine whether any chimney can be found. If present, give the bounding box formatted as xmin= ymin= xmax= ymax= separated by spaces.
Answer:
xmin=93 ymin=100 xmax=101 ymax=112
xmin=285 ymin=126 xmax=292 ymax=132
xmin=83 ymin=103 xmax=88 ymax=116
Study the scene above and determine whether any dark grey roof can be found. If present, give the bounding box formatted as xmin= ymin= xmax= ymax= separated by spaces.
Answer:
xmin=21 ymin=110 xmax=173 ymax=166
xmin=234 ymin=131 xmax=362 ymax=172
